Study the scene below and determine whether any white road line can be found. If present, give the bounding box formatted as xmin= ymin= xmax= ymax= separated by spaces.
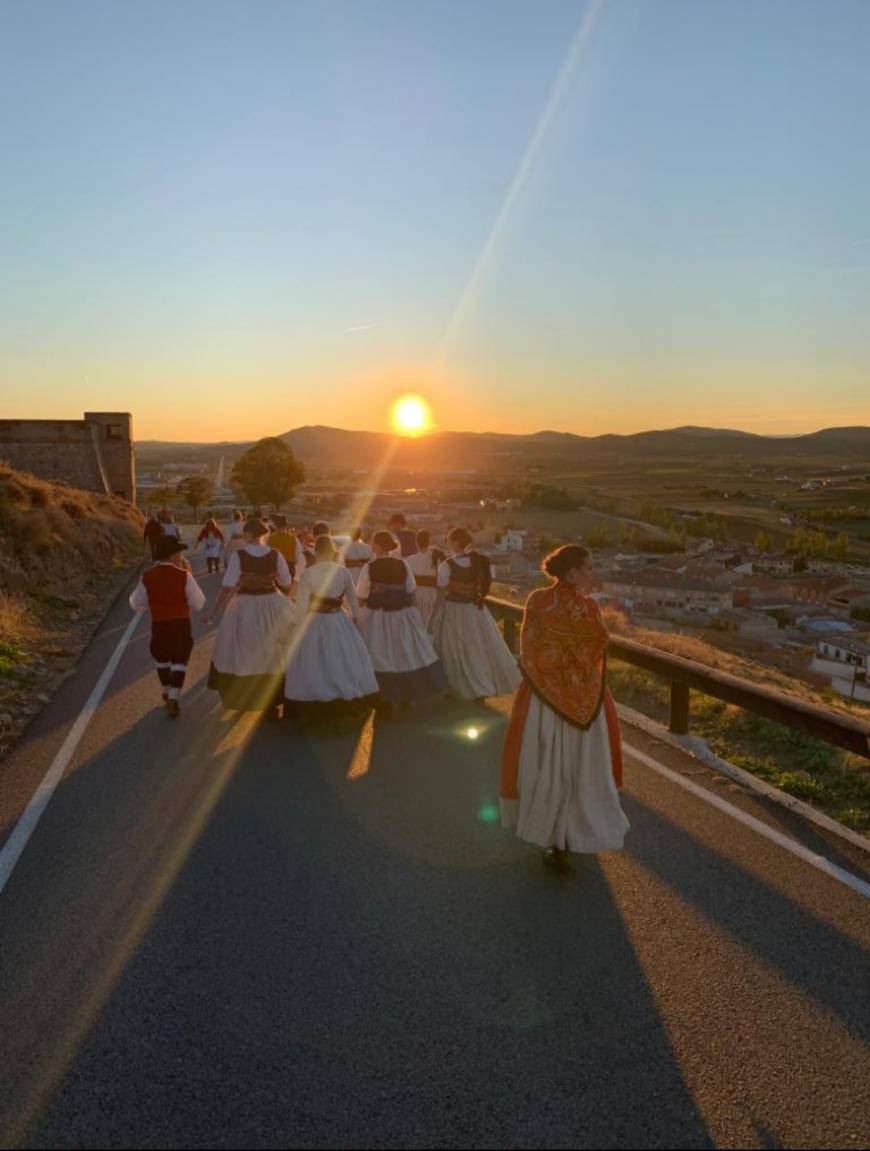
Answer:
xmin=624 ymin=741 xmax=870 ymax=901
xmin=0 ymin=611 xmax=143 ymax=898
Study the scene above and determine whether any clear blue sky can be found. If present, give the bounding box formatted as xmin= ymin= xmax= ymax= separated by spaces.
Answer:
xmin=1 ymin=0 xmax=868 ymax=440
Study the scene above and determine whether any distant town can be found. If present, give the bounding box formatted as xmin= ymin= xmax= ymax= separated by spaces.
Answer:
xmin=133 ymin=424 xmax=870 ymax=709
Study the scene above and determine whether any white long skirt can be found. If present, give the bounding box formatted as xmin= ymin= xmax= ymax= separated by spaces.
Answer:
xmin=357 ymin=606 xmax=447 ymax=704
xmin=209 ymin=592 xmax=294 ymax=710
xmin=501 ymin=696 xmax=629 ymax=853
xmin=284 ymin=612 xmax=379 ymax=702
xmin=358 ymin=606 xmax=439 ymax=672
xmin=414 ymin=587 xmax=438 ymax=630
xmin=432 ymin=600 xmax=521 ymax=699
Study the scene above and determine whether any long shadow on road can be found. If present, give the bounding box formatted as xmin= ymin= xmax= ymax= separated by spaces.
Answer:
xmin=3 ymin=700 xmax=713 ymax=1150
xmin=6 ymin=692 xmax=868 ymax=1148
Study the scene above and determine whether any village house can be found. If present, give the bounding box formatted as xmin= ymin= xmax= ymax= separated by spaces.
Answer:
xmin=499 ymin=528 xmax=528 ymax=552
xmin=810 ymin=636 xmax=870 ymax=702
xmin=603 ymin=571 xmax=733 ymax=617
xmin=781 ymin=575 xmax=853 ymax=607
xmin=711 ymin=608 xmax=781 ymax=640
xmin=826 ymin=585 xmax=870 ymax=614
xmin=753 ymin=553 xmax=796 ymax=577
xmin=813 ymin=637 xmax=870 ymax=671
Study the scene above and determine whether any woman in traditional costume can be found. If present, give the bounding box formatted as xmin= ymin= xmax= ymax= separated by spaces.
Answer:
xmin=283 ymin=534 xmax=379 ymax=719
xmin=204 ymin=518 xmax=294 ymax=712
xmin=500 ymin=545 xmax=628 ymax=870
xmin=223 ymin=509 xmax=245 ymax=570
xmin=405 ymin=530 xmax=443 ymax=630
xmin=197 ymin=517 xmax=225 ymax=574
xmin=342 ymin=527 xmax=374 ymax=572
xmin=356 ymin=531 xmax=447 ymax=706
xmin=431 ymin=527 xmax=520 ymax=700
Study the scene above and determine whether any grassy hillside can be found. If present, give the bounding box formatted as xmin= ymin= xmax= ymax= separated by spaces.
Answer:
xmin=0 ymin=464 xmax=144 ymax=759
xmin=599 ymin=610 xmax=870 ymax=834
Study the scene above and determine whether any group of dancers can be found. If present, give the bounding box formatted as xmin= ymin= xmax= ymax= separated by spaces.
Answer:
xmin=130 ymin=518 xmax=628 ymax=867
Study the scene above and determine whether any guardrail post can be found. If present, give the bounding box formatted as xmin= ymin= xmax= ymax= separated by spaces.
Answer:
xmin=502 ymin=615 xmax=518 ymax=653
xmin=669 ymin=682 xmax=690 ymax=735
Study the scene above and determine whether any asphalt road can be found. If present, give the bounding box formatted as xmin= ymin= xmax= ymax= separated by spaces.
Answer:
xmin=0 ymin=561 xmax=868 ymax=1150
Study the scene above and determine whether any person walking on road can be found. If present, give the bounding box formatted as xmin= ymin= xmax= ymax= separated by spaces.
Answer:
xmin=268 ymin=514 xmax=305 ymax=582
xmin=143 ymin=513 xmax=163 ymax=561
xmin=223 ymin=509 xmax=245 ymax=571
xmin=405 ymin=530 xmax=443 ymax=630
xmin=356 ymin=531 xmax=447 ymax=707
xmin=204 ymin=517 xmax=294 ymax=712
xmin=283 ymin=534 xmax=379 ymax=721
xmin=197 ymin=517 xmax=225 ymax=574
xmin=499 ymin=544 xmax=628 ymax=871
xmin=129 ymin=536 xmax=206 ymax=718
xmin=341 ymin=526 xmax=373 ymax=572
xmin=388 ymin=513 xmax=418 ymax=558
xmin=431 ymin=527 xmax=520 ymax=700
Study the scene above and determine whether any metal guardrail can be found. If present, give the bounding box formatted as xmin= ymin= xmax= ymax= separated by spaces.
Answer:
xmin=486 ymin=596 xmax=870 ymax=760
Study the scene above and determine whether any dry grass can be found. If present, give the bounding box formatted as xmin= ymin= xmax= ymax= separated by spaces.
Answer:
xmin=0 ymin=464 xmax=143 ymax=596
xmin=600 ymin=605 xmax=865 ymax=720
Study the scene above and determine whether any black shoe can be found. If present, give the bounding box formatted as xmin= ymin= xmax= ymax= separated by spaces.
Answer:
xmin=542 ymin=847 xmax=570 ymax=873
xmin=166 ymin=698 xmax=180 ymax=718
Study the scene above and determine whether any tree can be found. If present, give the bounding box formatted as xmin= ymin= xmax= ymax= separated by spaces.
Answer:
xmin=148 ymin=485 xmax=177 ymax=511
xmin=177 ymin=475 xmax=214 ymax=521
xmin=230 ymin=437 xmax=306 ymax=509
xmin=827 ymin=532 xmax=849 ymax=562
xmin=754 ymin=531 xmax=773 ymax=553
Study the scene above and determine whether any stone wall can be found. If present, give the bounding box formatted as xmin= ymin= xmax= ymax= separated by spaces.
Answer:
xmin=0 ymin=413 xmax=136 ymax=502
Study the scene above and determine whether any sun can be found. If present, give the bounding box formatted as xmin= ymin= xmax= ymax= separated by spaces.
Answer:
xmin=390 ymin=394 xmax=432 ymax=437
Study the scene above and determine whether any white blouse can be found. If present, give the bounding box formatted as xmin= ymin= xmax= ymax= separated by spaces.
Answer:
xmin=406 ymin=549 xmax=438 ymax=578
xmin=222 ymin=544 xmax=292 ymax=589
xmin=296 ymin=562 xmax=360 ymax=618
xmin=436 ymin=553 xmax=471 ymax=588
xmin=342 ymin=540 xmax=374 ymax=564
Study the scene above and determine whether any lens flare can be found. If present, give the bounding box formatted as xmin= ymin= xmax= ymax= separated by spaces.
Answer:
xmin=390 ymin=394 xmax=432 ymax=437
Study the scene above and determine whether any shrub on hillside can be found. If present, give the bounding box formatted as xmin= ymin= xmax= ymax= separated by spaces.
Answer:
xmin=0 ymin=464 xmax=144 ymax=594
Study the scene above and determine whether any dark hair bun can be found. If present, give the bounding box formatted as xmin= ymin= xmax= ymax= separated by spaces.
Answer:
xmin=373 ymin=529 xmax=397 ymax=552
xmin=543 ymin=544 xmax=590 ymax=580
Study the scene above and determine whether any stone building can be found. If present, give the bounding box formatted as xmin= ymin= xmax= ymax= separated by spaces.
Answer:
xmin=0 ymin=412 xmax=136 ymax=503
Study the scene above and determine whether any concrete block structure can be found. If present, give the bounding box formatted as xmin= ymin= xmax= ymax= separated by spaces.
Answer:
xmin=0 ymin=412 xmax=136 ymax=503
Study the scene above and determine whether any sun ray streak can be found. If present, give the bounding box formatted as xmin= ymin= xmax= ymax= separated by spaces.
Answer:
xmin=435 ymin=0 xmax=605 ymax=366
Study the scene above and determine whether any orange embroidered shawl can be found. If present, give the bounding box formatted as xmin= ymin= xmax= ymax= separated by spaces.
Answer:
xmin=519 ymin=584 xmax=608 ymax=731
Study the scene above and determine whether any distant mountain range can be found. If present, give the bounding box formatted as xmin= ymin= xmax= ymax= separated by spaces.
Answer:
xmin=138 ymin=424 xmax=870 ymax=468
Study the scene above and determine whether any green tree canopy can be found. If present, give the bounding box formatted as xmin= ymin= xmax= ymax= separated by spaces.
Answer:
xmin=231 ymin=438 xmax=306 ymax=509
xmin=177 ymin=475 xmax=214 ymax=520
xmin=754 ymin=531 xmax=773 ymax=553
xmin=148 ymin=485 xmax=177 ymax=510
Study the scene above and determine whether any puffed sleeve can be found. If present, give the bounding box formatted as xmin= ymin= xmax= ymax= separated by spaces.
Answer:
xmin=436 ymin=559 xmax=451 ymax=588
xmin=275 ymin=551 xmax=292 ymax=588
xmin=356 ymin=562 xmax=371 ymax=601
xmin=295 ymin=569 xmax=312 ymax=615
xmin=404 ymin=561 xmax=416 ymax=594
xmin=185 ymin=573 xmax=207 ymax=613
xmin=344 ymin=568 xmax=360 ymax=619
xmin=222 ymin=550 xmax=241 ymax=588
xmin=128 ymin=579 xmax=149 ymax=613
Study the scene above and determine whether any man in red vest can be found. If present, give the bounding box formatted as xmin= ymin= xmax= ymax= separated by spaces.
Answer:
xmin=129 ymin=536 xmax=206 ymax=717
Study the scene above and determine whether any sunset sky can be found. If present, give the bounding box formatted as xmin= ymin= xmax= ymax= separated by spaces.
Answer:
xmin=2 ymin=0 xmax=868 ymax=442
